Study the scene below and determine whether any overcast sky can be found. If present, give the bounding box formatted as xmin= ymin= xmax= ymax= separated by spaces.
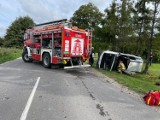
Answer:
xmin=0 ymin=0 xmax=115 ymax=37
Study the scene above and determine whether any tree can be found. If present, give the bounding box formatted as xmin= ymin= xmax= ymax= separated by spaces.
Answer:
xmin=133 ymin=0 xmax=151 ymax=55
xmin=71 ymin=3 xmax=103 ymax=29
xmin=117 ymin=0 xmax=134 ymax=53
xmin=4 ymin=16 xmax=35 ymax=48
xmin=157 ymin=17 xmax=160 ymax=35
xmin=0 ymin=37 xmax=4 ymax=47
xmin=144 ymin=0 xmax=160 ymax=73
xmin=152 ymin=36 xmax=160 ymax=62
xmin=103 ymin=0 xmax=119 ymax=51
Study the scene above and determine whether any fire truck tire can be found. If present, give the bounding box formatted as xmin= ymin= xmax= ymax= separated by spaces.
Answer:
xmin=42 ymin=53 xmax=51 ymax=68
xmin=22 ymin=51 xmax=32 ymax=62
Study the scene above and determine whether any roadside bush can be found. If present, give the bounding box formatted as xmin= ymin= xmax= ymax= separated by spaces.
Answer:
xmin=153 ymin=50 xmax=160 ymax=63
xmin=0 ymin=48 xmax=22 ymax=64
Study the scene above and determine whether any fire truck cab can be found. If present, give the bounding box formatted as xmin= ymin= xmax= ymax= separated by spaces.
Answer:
xmin=22 ymin=19 xmax=92 ymax=69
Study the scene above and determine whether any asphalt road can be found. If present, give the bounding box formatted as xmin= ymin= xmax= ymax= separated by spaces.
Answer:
xmin=0 ymin=58 xmax=160 ymax=120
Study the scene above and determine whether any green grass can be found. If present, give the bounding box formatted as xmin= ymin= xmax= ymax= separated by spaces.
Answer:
xmin=93 ymin=54 xmax=160 ymax=94
xmin=0 ymin=48 xmax=22 ymax=64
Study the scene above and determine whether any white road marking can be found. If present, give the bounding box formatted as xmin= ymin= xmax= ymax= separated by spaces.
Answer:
xmin=20 ymin=77 xmax=40 ymax=120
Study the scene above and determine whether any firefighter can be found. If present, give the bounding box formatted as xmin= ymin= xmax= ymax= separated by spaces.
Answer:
xmin=118 ymin=60 xmax=126 ymax=73
xmin=89 ymin=47 xmax=95 ymax=66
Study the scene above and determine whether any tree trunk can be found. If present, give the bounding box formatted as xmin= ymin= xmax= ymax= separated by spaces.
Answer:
xmin=143 ymin=1 xmax=159 ymax=73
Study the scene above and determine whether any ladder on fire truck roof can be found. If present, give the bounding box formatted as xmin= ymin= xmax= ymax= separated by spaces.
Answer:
xmin=35 ymin=19 xmax=67 ymax=26
xmin=33 ymin=19 xmax=67 ymax=30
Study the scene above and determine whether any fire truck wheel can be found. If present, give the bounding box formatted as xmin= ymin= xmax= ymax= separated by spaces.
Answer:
xmin=22 ymin=52 xmax=32 ymax=62
xmin=42 ymin=53 xmax=51 ymax=68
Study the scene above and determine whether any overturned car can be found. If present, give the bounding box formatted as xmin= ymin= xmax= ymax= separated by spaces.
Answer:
xmin=97 ymin=50 xmax=143 ymax=73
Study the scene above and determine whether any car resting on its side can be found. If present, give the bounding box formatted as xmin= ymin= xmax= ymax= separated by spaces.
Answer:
xmin=97 ymin=50 xmax=143 ymax=74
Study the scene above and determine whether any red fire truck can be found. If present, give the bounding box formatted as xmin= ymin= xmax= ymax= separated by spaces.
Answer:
xmin=22 ymin=19 xmax=92 ymax=69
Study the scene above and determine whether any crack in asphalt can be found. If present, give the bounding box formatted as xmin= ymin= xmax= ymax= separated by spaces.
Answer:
xmin=89 ymin=93 xmax=96 ymax=100
xmin=96 ymin=104 xmax=112 ymax=120
xmin=66 ymin=69 xmax=112 ymax=119
xmin=79 ymin=76 xmax=113 ymax=119
xmin=81 ymin=79 xmax=96 ymax=100
xmin=96 ymin=104 xmax=106 ymax=116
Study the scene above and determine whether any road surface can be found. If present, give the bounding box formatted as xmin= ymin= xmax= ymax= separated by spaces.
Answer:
xmin=0 ymin=58 xmax=160 ymax=120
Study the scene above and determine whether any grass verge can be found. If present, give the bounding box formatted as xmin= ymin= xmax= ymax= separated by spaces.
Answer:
xmin=93 ymin=55 xmax=160 ymax=94
xmin=0 ymin=48 xmax=22 ymax=64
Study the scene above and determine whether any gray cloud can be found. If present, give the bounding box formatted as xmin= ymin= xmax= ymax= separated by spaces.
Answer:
xmin=89 ymin=0 xmax=109 ymax=6
xmin=17 ymin=0 xmax=58 ymax=23
xmin=17 ymin=0 xmax=112 ymax=24
xmin=0 ymin=0 xmax=112 ymax=37
xmin=17 ymin=0 xmax=88 ymax=23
